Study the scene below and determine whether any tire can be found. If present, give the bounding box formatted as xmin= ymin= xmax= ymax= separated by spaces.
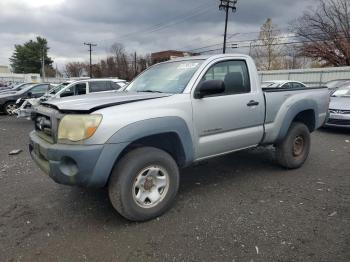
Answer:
xmin=276 ymin=122 xmax=311 ymax=169
xmin=108 ymin=147 xmax=180 ymax=221
xmin=4 ymin=102 xmax=17 ymax=115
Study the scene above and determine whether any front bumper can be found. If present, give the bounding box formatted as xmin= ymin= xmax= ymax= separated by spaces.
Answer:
xmin=15 ymin=108 xmax=33 ymax=118
xmin=324 ymin=112 xmax=350 ymax=129
xmin=29 ymin=131 xmax=127 ymax=187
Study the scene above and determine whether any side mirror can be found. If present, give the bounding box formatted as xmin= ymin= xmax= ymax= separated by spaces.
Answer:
xmin=194 ymin=80 xmax=225 ymax=99
xmin=27 ymin=91 xmax=32 ymax=98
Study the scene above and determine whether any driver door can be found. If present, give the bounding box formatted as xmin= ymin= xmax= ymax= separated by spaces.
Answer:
xmin=191 ymin=59 xmax=265 ymax=160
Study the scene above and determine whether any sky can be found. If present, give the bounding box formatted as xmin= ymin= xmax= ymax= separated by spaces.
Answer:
xmin=0 ymin=0 xmax=317 ymax=70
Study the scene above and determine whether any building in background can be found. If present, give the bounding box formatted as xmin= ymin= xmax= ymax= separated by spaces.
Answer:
xmin=0 ymin=65 xmax=10 ymax=74
xmin=259 ymin=66 xmax=350 ymax=86
xmin=151 ymin=50 xmax=198 ymax=64
xmin=0 ymin=72 xmax=40 ymax=85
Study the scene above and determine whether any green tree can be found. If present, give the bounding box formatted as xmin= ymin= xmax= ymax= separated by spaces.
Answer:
xmin=9 ymin=36 xmax=53 ymax=75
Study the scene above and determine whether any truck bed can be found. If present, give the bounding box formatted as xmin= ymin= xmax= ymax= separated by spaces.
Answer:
xmin=262 ymin=86 xmax=329 ymax=144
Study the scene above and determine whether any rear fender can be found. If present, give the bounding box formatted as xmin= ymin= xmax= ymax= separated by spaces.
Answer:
xmin=276 ymin=99 xmax=317 ymax=143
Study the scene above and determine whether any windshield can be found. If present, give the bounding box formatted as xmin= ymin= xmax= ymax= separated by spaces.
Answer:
xmin=332 ymin=86 xmax=350 ymax=97
xmin=326 ymin=80 xmax=349 ymax=89
xmin=17 ymin=83 xmax=34 ymax=90
xmin=48 ymin=82 xmax=71 ymax=95
xmin=127 ymin=60 xmax=204 ymax=93
xmin=261 ymin=82 xmax=280 ymax=88
xmin=18 ymin=84 xmax=37 ymax=94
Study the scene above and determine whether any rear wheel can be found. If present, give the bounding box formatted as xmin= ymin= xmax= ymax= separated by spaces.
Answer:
xmin=108 ymin=147 xmax=180 ymax=221
xmin=4 ymin=102 xmax=17 ymax=115
xmin=276 ymin=122 xmax=310 ymax=169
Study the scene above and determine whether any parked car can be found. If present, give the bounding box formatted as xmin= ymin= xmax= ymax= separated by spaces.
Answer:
xmin=15 ymin=81 xmax=74 ymax=117
xmin=16 ymin=78 xmax=126 ymax=118
xmin=0 ymin=83 xmax=51 ymax=115
xmin=261 ymin=80 xmax=307 ymax=89
xmin=29 ymin=54 xmax=329 ymax=221
xmin=325 ymin=79 xmax=350 ymax=93
xmin=0 ymin=82 xmax=11 ymax=91
xmin=324 ymin=85 xmax=350 ymax=128
xmin=0 ymin=82 xmax=35 ymax=94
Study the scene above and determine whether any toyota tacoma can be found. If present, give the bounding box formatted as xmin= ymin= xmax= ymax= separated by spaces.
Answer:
xmin=29 ymin=54 xmax=329 ymax=221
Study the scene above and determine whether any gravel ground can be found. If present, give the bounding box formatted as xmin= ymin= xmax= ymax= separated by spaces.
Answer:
xmin=0 ymin=115 xmax=349 ymax=262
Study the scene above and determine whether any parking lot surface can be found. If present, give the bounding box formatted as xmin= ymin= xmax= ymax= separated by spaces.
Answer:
xmin=0 ymin=115 xmax=349 ymax=262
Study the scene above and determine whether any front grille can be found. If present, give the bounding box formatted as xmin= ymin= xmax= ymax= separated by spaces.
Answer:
xmin=32 ymin=105 xmax=61 ymax=143
xmin=35 ymin=114 xmax=53 ymax=140
xmin=327 ymin=118 xmax=350 ymax=126
xmin=329 ymin=109 xmax=350 ymax=114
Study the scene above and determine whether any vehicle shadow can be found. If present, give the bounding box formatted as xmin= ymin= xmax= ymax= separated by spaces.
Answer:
xmin=318 ymin=126 xmax=350 ymax=135
xmin=63 ymin=146 xmax=280 ymax=225
xmin=179 ymin=146 xmax=278 ymax=194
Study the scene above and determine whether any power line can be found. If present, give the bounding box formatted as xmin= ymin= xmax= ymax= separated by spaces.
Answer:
xmin=185 ymin=31 xmax=348 ymax=53
xmin=113 ymin=1 xmax=213 ymax=41
xmin=197 ymin=36 xmax=350 ymax=54
xmin=84 ymin=42 xmax=97 ymax=78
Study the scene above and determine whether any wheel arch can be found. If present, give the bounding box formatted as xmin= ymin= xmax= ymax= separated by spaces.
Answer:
xmin=102 ymin=116 xmax=194 ymax=182
xmin=276 ymin=99 xmax=317 ymax=143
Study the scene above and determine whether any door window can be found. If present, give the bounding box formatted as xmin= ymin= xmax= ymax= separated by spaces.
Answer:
xmin=60 ymin=83 xmax=86 ymax=97
xmin=75 ymin=83 xmax=87 ymax=95
xmin=292 ymin=82 xmax=305 ymax=89
xmin=111 ymin=81 xmax=122 ymax=90
xmin=30 ymin=84 xmax=49 ymax=96
xmin=281 ymin=83 xmax=292 ymax=88
xmin=201 ymin=60 xmax=251 ymax=95
xmin=89 ymin=81 xmax=111 ymax=92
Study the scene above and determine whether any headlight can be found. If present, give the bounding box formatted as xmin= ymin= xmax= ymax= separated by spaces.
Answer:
xmin=58 ymin=114 xmax=102 ymax=142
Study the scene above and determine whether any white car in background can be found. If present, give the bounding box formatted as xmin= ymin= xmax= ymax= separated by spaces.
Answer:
xmin=261 ymin=80 xmax=307 ymax=89
xmin=324 ymin=84 xmax=350 ymax=129
xmin=16 ymin=78 xmax=127 ymax=118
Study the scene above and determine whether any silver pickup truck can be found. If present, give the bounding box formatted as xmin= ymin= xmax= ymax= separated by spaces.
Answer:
xmin=29 ymin=54 xmax=329 ymax=221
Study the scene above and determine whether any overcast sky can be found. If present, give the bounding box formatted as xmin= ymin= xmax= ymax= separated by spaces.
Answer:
xmin=0 ymin=0 xmax=316 ymax=69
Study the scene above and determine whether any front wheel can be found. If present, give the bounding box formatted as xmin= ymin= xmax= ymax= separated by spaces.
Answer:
xmin=4 ymin=102 xmax=17 ymax=115
xmin=108 ymin=147 xmax=180 ymax=221
xmin=276 ymin=122 xmax=311 ymax=169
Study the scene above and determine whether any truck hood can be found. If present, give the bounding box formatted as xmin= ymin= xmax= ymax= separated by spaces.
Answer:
xmin=329 ymin=96 xmax=350 ymax=111
xmin=41 ymin=91 xmax=172 ymax=113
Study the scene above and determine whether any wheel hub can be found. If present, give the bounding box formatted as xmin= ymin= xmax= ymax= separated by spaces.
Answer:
xmin=6 ymin=104 xmax=17 ymax=115
xmin=132 ymin=165 xmax=169 ymax=208
xmin=293 ymin=135 xmax=304 ymax=156
xmin=143 ymin=177 xmax=154 ymax=191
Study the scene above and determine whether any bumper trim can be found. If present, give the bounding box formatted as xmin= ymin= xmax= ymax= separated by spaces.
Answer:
xmin=29 ymin=131 xmax=129 ymax=187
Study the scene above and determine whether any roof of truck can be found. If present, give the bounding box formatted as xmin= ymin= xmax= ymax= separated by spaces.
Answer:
xmin=167 ymin=53 xmax=251 ymax=62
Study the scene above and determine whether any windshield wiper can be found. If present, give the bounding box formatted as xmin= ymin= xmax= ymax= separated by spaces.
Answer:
xmin=139 ymin=90 xmax=163 ymax=93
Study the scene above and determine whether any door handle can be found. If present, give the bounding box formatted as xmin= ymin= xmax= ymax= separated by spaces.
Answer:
xmin=247 ymin=100 xmax=259 ymax=107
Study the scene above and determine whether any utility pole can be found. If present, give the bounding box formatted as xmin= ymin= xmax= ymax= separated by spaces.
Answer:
xmin=219 ymin=0 xmax=238 ymax=54
xmin=134 ymin=52 xmax=137 ymax=76
xmin=41 ymin=46 xmax=46 ymax=82
xmin=84 ymin=42 xmax=97 ymax=78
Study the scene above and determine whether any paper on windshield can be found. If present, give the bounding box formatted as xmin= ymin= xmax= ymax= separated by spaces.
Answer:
xmin=177 ymin=63 xmax=200 ymax=70
xmin=334 ymin=90 xmax=349 ymax=95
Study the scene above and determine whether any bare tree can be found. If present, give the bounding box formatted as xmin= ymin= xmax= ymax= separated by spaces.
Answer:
xmin=64 ymin=43 xmax=152 ymax=80
xmin=281 ymin=45 xmax=306 ymax=69
xmin=251 ymin=18 xmax=283 ymax=70
xmin=64 ymin=62 xmax=87 ymax=77
xmin=293 ymin=0 xmax=350 ymax=66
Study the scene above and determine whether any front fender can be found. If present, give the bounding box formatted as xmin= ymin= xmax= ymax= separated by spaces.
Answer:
xmin=107 ymin=116 xmax=195 ymax=165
